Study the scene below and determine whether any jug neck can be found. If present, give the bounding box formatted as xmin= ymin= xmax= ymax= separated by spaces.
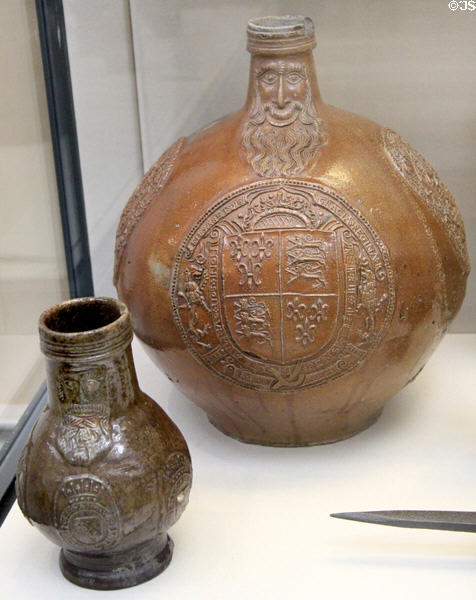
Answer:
xmin=245 ymin=15 xmax=323 ymax=114
xmin=39 ymin=297 xmax=138 ymax=416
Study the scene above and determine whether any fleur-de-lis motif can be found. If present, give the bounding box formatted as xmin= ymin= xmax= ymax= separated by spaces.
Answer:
xmin=229 ymin=232 xmax=274 ymax=289
xmin=286 ymin=296 xmax=328 ymax=347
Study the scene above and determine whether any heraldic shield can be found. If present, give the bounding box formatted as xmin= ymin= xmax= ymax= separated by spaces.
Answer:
xmin=171 ymin=180 xmax=394 ymax=392
xmin=222 ymin=230 xmax=340 ymax=364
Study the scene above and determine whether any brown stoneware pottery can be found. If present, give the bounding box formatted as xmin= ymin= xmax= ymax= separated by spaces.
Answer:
xmin=16 ymin=297 xmax=192 ymax=590
xmin=114 ymin=16 xmax=469 ymax=446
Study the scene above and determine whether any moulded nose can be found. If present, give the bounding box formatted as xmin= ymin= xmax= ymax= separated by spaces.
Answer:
xmin=277 ymin=76 xmax=285 ymax=108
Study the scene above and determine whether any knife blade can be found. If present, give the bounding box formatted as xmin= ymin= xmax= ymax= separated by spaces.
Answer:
xmin=330 ymin=510 xmax=476 ymax=533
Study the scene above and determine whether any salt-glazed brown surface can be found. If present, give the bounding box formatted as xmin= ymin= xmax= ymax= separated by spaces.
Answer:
xmin=114 ymin=16 xmax=469 ymax=447
xmin=16 ymin=297 xmax=192 ymax=590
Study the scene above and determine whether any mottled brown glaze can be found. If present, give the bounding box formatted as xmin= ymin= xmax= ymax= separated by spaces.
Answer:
xmin=114 ymin=16 xmax=469 ymax=447
xmin=16 ymin=297 xmax=192 ymax=590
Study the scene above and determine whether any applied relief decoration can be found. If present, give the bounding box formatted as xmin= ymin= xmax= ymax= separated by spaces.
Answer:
xmin=286 ymin=296 xmax=329 ymax=348
xmin=171 ymin=180 xmax=395 ymax=392
xmin=114 ymin=137 xmax=185 ymax=284
xmin=53 ymin=474 xmax=121 ymax=552
xmin=54 ymin=356 xmax=133 ymax=466
xmin=233 ymin=296 xmax=273 ymax=347
xmin=229 ymin=232 xmax=274 ymax=289
xmin=382 ymin=128 xmax=469 ymax=273
xmin=243 ymin=60 xmax=327 ymax=177
xmin=162 ymin=452 xmax=192 ymax=526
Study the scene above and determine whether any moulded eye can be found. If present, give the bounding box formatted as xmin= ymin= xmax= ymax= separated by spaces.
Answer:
xmin=86 ymin=379 xmax=100 ymax=392
xmin=259 ymin=71 xmax=278 ymax=84
xmin=286 ymin=72 xmax=304 ymax=85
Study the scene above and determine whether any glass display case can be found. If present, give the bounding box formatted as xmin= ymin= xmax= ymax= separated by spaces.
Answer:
xmin=1 ymin=1 xmax=475 ymax=596
xmin=0 ymin=0 xmax=92 ymax=521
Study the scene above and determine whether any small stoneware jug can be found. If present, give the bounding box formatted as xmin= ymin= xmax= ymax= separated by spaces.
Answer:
xmin=16 ymin=297 xmax=192 ymax=590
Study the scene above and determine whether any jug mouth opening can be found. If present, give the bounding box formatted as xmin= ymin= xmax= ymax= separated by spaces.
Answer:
xmin=248 ymin=15 xmax=311 ymax=33
xmin=247 ymin=15 xmax=316 ymax=56
xmin=42 ymin=297 xmax=124 ymax=334
xmin=39 ymin=297 xmax=132 ymax=360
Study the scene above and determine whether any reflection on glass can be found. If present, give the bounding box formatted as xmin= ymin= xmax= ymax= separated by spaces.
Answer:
xmin=0 ymin=0 xmax=69 ymax=449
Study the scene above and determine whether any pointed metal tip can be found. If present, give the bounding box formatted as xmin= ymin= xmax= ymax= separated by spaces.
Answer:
xmin=330 ymin=510 xmax=476 ymax=533
xmin=330 ymin=511 xmax=379 ymax=523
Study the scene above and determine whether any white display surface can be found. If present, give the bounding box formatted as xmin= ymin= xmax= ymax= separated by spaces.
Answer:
xmin=2 ymin=334 xmax=476 ymax=598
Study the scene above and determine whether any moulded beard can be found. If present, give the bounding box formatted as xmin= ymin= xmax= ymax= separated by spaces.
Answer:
xmin=243 ymin=99 xmax=327 ymax=177
xmin=56 ymin=414 xmax=112 ymax=466
xmin=243 ymin=117 xmax=324 ymax=177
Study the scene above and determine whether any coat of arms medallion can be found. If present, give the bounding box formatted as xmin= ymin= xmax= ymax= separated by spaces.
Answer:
xmin=171 ymin=180 xmax=395 ymax=392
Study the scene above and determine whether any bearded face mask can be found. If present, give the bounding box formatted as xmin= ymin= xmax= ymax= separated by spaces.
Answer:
xmin=243 ymin=59 xmax=327 ymax=177
xmin=55 ymin=366 xmax=112 ymax=466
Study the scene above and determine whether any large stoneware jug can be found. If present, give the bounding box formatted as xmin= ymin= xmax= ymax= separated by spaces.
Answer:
xmin=114 ymin=16 xmax=469 ymax=446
